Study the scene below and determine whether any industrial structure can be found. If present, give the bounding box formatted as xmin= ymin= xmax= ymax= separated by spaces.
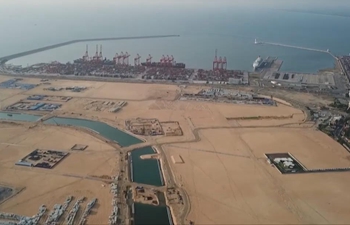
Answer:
xmin=212 ymin=49 xmax=227 ymax=71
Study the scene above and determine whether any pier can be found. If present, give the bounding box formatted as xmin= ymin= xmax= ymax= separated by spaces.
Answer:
xmin=0 ymin=35 xmax=180 ymax=65
xmin=255 ymin=39 xmax=337 ymax=59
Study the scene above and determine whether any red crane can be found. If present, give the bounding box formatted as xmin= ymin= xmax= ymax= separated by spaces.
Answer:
xmin=217 ymin=56 xmax=222 ymax=70
xmin=146 ymin=54 xmax=152 ymax=65
xmin=134 ymin=54 xmax=141 ymax=66
xmin=83 ymin=44 xmax=89 ymax=61
xmin=222 ymin=57 xmax=227 ymax=70
xmin=213 ymin=49 xmax=218 ymax=70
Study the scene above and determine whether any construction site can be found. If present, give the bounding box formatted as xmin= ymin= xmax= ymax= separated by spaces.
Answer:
xmin=6 ymin=101 xmax=62 ymax=112
xmin=125 ymin=118 xmax=183 ymax=136
xmin=181 ymin=88 xmax=276 ymax=106
xmin=133 ymin=186 xmax=159 ymax=206
xmin=83 ymin=100 xmax=127 ymax=113
xmin=27 ymin=95 xmax=72 ymax=102
xmin=15 ymin=149 xmax=69 ymax=169
xmin=2 ymin=72 xmax=350 ymax=225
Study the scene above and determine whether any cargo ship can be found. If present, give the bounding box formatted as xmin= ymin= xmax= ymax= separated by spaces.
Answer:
xmin=253 ymin=56 xmax=262 ymax=71
xmin=141 ymin=62 xmax=186 ymax=69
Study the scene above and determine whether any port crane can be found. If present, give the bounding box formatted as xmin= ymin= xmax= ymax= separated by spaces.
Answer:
xmin=93 ymin=45 xmax=99 ymax=61
xmin=124 ymin=52 xmax=130 ymax=65
xmin=160 ymin=55 xmax=166 ymax=65
xmin=213 ymin=49 xmax=218 ymax=70
xmin=82 ymin=45 xmax=89 ymax=61
xmin=146 ymin=54 xmax=152 ymax=65
xmin=169 ymin=55 xmax=174 ymax=65
xmin=134 ymin=54 xmax=141 ymax=66
xmin=113 ymin=53 xmax=119 ymax=64
xmin=120 ymin=52 xmax=125 ymax=64
xmin=98 ymin=45 xmax=103 ymax=61
xmin=222 ymin=57 xmax=227 ymax=70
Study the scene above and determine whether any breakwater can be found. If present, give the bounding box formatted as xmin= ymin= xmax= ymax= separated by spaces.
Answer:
xmin=0 ymin=35 xmax=180 ymax=64
xmin=256 ymin=39 xmax=337 ymax=59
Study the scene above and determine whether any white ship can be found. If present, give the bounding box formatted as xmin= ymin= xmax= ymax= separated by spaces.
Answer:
xmin=253 ymin=56 xmax=262 ymax=70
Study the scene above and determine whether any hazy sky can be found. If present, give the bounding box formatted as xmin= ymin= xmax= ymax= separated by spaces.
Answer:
xmin=2 ymin=0 xmax=349 ymax=7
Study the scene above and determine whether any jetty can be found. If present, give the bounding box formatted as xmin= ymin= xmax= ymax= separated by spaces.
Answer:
xmin=0 ymin=35 xmax=180 ymax=65
xmin=254 ymin=38 xmax=337 ymax=59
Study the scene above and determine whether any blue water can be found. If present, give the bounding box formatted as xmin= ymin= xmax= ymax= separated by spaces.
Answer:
xmin=133 ymin=203 xmax=171 ymax=225
xmin=131 ymin=147 xmax=163 ymax=186
xmin=1 ymin=1 xmax=350 ymax=72
xmin=0 ymin=112 xmax=40 ymax=122
xmin=44 ymin=117 xmax=143 ymax=147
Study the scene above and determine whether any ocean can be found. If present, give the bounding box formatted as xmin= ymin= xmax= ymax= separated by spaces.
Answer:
xmin=1 ymin=1 xmax=350 ymax=72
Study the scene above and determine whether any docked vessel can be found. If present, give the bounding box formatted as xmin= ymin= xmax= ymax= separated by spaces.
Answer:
xmin=253 ymin=56 xmax=262 ymax=71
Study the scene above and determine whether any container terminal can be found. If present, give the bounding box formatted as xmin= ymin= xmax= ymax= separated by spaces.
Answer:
xmin=1 ymin=46 xmax=248 ymax=84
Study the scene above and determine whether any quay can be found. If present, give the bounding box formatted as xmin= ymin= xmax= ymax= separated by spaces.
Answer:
xmin=0 ymin=35 xmax=180 ymax=64
xmin=255 ymin=39 xmax=337 ymax=59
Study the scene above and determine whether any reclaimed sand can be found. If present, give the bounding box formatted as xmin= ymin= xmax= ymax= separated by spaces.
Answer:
xmin=1 ymin=75 xmax=349 ymax=224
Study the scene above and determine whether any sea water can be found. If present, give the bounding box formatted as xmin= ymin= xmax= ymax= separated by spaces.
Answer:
xmin=1 ymin=1 xmax=350 ymax=72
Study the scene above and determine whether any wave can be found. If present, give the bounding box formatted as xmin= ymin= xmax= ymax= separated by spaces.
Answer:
xmin=280 ymin=9 xmax=350 ymax=19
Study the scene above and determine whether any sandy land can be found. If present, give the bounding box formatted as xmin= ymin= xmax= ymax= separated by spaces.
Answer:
xmin=2 ymin=76 xmax=349 ymax=224
xmin=164 ymin=128 xmax=350 ymax=224
xmin=0 ymin=124 xmax=118 ymax=224
xmin=24 ymin=79 xmax=180 ymax=101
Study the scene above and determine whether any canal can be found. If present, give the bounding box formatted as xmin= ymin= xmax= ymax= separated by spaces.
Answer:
xmin=133 ymin=203 xmax=172 ymax=225
xmin=0 ymin=112 xmax=171 ymax=222
xmin=130 ymin=147 xmax=164 ymax=187
xmin=44 ymin=117 xmax=143 ymax=147
xmin=0 ymin=112 xmax=41 ymax=121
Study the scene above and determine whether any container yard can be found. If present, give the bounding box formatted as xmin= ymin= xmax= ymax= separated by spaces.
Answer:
xmin=15 ymin=149 xmax=69 ymax=169
xmin=6 ymin=101 xmax=61 ymax=111
xmin=193 ymin=69 xmax=249 ymax=84
xmin=181 ymin=88 xmax=276 ymax=106
xmin=1 ymin=47 xmax=253 ymax=84
xmin=142 ymin=67 xmax=194 ymax=81
xmin=27 ymin=95 xmax=72 ymax=102
xmin=82 ymin=100 xmax=127 ymax=113
xmin=0 ymin=79 xmax=37 ymax=90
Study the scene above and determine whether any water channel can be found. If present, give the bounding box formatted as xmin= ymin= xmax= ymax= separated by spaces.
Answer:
xmin=0 ymin=112 xmax=40 ymax=121
xmin=44 ymin=117 xmax=143 ymax=147
xmin=0 ymin=112 xmax=171 ymax=224
xmin=130 ymin=147 xmax=164 ymax=187
xmin=133 ymin=203 xmax=172 ymax=225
